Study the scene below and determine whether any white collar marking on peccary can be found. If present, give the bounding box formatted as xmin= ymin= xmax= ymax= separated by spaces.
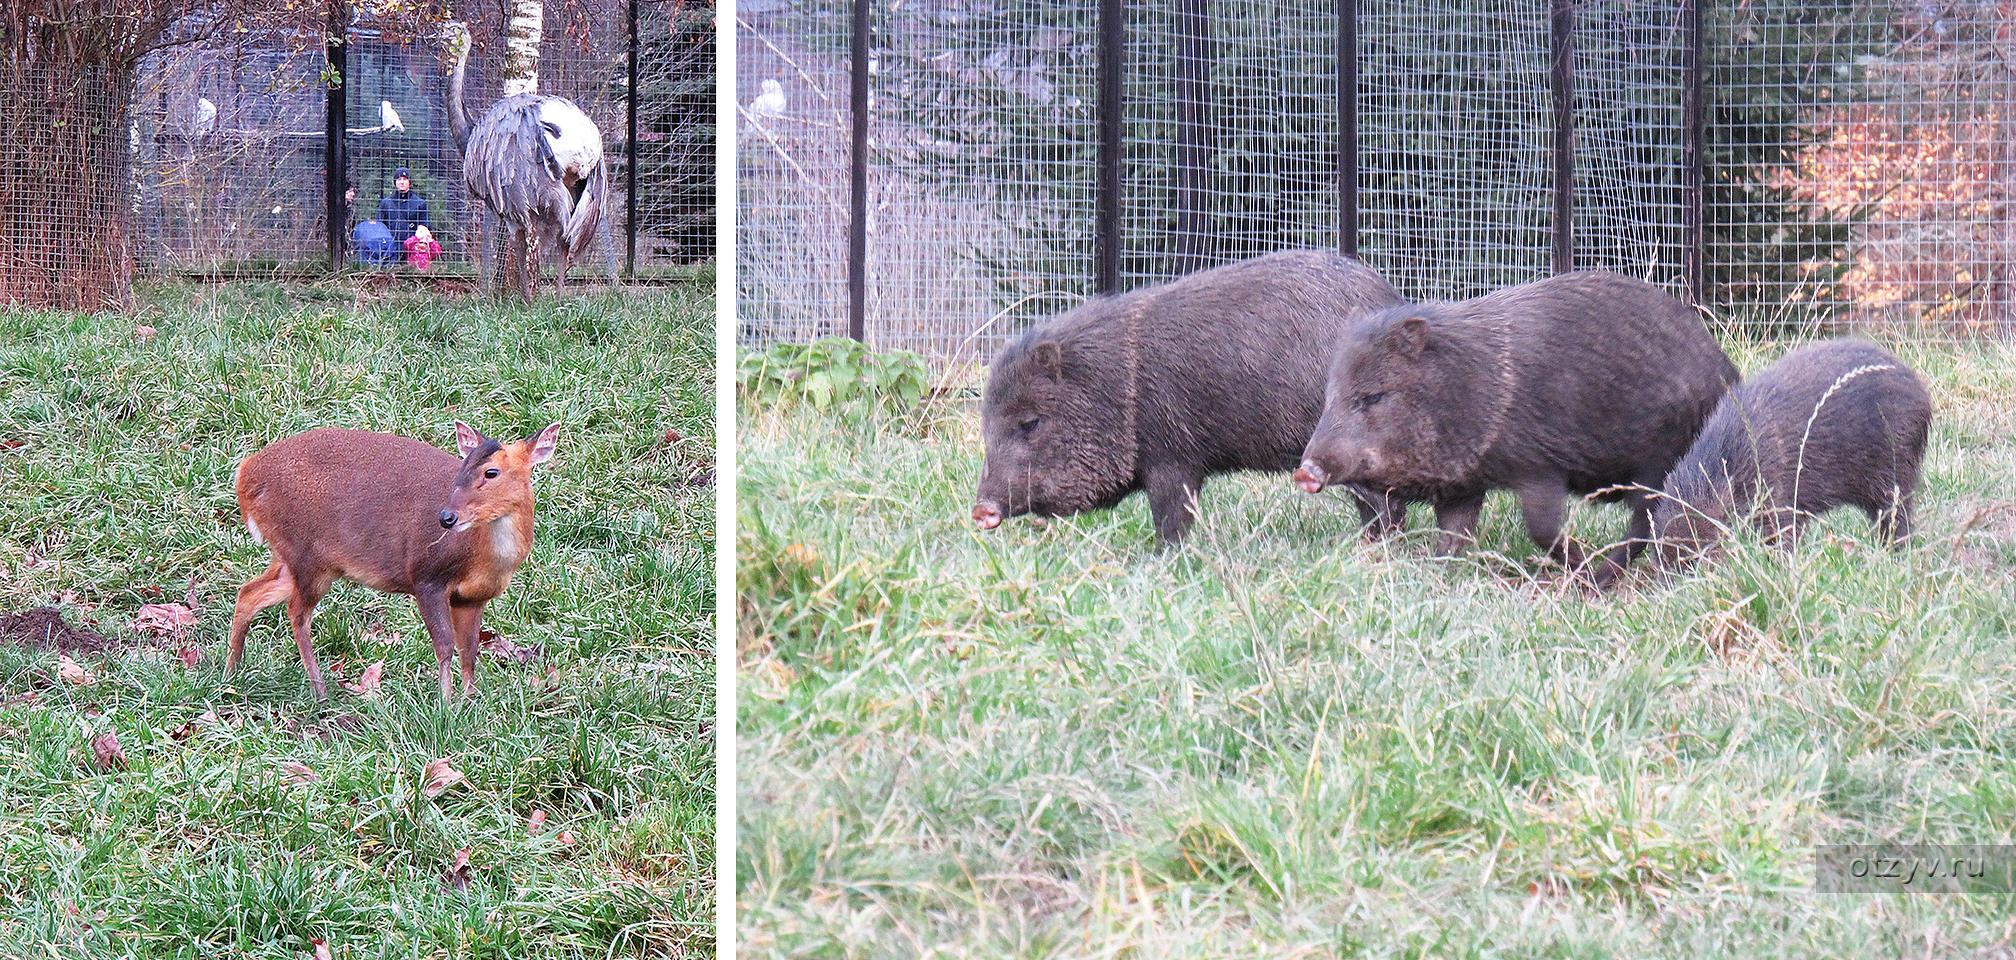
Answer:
xmin=1118 ymin=294 xmax=1146 ymax=476
xmin=1434 ymin=303 xmax=1519 ymax=486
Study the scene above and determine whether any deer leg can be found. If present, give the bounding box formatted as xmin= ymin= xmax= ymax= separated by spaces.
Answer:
xmin=451 ymin=601 xmax=483 ymax=697
xmin=416 ymin=588 xmax=459 ymax=701
xmin=284 ymin=574 xmax=331 ymax=700
xmin=227 ymin=559 xmax=293 ymax=676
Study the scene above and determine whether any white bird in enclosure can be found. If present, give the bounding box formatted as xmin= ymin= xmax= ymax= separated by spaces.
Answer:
xmin=345 ymin=100 xmax=404 ymax=135
xmin=751 ymin=79 xmax=787 ymax=119
xmin=441 ymin=21 xmax=608 ymax=302
xmin=193 ymin=97 xmax=217 ymax=136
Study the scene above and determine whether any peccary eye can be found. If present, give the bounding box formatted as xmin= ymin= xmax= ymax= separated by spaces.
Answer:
xmin=483 ymin=467 xmax=500 ymax=479
xmin=1018 ymin=417 xmax=1039 ymax=435
xmin=1356 ymin=392 xmax=1387 ymax=411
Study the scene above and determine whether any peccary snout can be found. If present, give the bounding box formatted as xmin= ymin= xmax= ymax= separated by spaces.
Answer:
xmin=972 ymin=501 xmax=1004 ymax=530
xmin=1293 ymin=462 xmax=1328 ymax=493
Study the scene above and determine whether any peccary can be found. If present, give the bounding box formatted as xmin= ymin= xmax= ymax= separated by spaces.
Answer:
xmin=1651 ymin=338 xmax=1931 ymax=568
xmin=971 ymin=249 xmax=1409 ymax=543
xmin=1294 ymin=270 xmax=1739 ymax=584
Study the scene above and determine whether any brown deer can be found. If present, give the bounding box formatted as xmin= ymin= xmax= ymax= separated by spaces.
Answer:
xmin=226 ymin=422 xmax=561 ymax=699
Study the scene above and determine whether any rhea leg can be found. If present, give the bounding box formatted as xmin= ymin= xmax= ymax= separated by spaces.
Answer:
xmin=227 ymin=560 xmax=294 ymax=676
xmin=450 ymin=601 xmax=483 ymax=698
xmin=516 ymin=229 xmax=537 ymax=303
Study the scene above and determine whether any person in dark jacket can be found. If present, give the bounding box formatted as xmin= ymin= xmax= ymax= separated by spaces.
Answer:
xmin=375 ymin=167 xmax=430 ymax=245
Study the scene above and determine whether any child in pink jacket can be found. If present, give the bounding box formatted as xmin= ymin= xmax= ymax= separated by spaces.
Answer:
xmin=403 ymin=224 xmax=443 ymax=270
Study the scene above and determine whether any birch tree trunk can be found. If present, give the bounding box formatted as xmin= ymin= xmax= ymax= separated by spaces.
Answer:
xmin=501 ymin=0 xmax=542 ymax=96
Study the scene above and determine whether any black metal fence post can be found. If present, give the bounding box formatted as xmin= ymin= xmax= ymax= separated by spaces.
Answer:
xmin=848 ymin=0 xmax=870 ymax=340
xmin=325 ymin=0 xmax=348 ymax=273
xmin=626 ymin=0 xmax=639 ymax=280
xmin=1096 ymin=0 xmax=1124 ymax=294
xmin=1338 ymin=0 xmax=1357 ymax=258
xmin=1171 ymin=0 xmax=1213 ymax=275
xmin=1549 ymin=0 xmax=1575 ymax=274
xmin=1681 ymin=0 xmax=1705 ymax=304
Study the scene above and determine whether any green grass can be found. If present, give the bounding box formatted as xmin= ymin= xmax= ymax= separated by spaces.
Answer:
xmin=0 ymin=277 xmax=715 ymax=959
xmin=737 ymin=334 xmax=2016 ymax=958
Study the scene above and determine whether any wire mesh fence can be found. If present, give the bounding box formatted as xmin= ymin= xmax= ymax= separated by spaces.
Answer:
xmin=736 ymin=0 xmax=2016 ymax=369
xmin=2 ymin=28 xmax=140 ymax=309
xmin=6 ymin=0 xmax=713 ymax=298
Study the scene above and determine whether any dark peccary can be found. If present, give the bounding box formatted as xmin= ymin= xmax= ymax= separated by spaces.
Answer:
xmin=1293 ymin=270 xmax=1739 ymax=585
xmin=1651 ymin=338 xmax=1931 ymax=568
xmin=971 ymin=249 xmax=1410 ymax=543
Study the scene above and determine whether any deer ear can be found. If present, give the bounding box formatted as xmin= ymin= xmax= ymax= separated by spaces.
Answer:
xmin=454 ymin=421 xmax=486 ymax=458
xmin=1032 ymin=339 xmax=1064 ymax=380
xmin=526 ymin=423 xmax=561 ymax=467
xmin=1387 ymin=315 xmax=1429 ymax=359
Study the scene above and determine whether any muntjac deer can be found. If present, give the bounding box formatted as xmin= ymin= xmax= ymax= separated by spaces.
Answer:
xmin=227 ymin=422 xmax=561 ymax=699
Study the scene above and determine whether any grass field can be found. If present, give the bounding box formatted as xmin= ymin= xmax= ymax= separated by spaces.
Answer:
xmin=737 ymin=333 xmax=2016 ymax=958
xmin=0 ymin=277 xmax=715 ymax=959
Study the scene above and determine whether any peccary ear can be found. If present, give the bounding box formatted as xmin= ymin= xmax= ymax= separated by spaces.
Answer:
xmin=1387 ymin=316 xmax=1429 ymax=359
xmin=1031 ymin=339 xmax=1065 ymax=381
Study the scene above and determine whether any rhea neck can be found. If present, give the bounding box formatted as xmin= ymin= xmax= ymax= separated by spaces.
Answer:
xmin=447 ymin=41 xmax=472 ymax=154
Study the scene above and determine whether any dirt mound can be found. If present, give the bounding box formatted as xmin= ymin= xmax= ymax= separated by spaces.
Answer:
xmin=0 ymin=607 xmax=119 ymax=654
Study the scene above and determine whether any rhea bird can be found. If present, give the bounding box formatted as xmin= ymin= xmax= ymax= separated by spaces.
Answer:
xmin=441 ymin=21 xmax=609 ymax=301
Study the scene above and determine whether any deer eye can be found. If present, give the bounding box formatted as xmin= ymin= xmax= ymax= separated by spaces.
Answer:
xmin=484 ymin=468 xmax=500 ymax=479
xmin=1356 ymin=392 xmax=1387 ymax=411
xmin=1017 ymin=417 xmax=1039 ymax=435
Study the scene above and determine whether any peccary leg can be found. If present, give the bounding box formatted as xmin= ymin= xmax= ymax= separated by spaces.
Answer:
xmin=1871 ymin=490 xmax=1914 ymax=546
xmin=1589 ymin=477 xmax=1662 ymax=586
xmin=1512 ymin=477 xmax=1586 ymax=570
xmin=1145 ymin=462 xmax=1208 ymax=543
xmin=1432 ymin=494 xmax=1486 ymax=556
xmin=1351 ymin=486 xmax=1408 ymax=541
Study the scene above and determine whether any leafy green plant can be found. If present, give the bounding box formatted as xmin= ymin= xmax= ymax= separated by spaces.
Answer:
xmin=737 ymin=339 xmax=932 ymax=415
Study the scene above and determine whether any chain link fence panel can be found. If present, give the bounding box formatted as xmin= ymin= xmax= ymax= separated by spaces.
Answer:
xmin=117 ymin=0 xmax=711 ymax=280
xmin=737 ymin=0 xmax=2014 ymax=371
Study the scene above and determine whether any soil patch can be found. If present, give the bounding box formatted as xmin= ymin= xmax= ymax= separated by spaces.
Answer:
xmin=0 ymin=607 xmax=121 ymax=655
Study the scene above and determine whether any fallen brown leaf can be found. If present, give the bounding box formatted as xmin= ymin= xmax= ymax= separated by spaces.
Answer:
xmin=133 ymin=325 xmax=158 ymax=342
xmin=340 ymin=661 xmax=384 ymax=699
xmin=477 ymin=630 xmax=542 ymax=665
xmin=57 ymin=654 xmax=94 ymax=686
xmin=557 ymin=830 xmax=576 ymax=846
xmin=175 ymin=647 xmax=202 ymax=669
xmin=90 ymin=731 xmax=127 ymax=770
xmin=278 ymin=760 xmax=318 ymax=786
xmin=0 ymin=439 xmax=24 ymax=450
xmin=309 ymin=937 xmax=332 ymax=960
xmin=183 ymin=580 xmax=201 ymax=613
xmin=420 ymin=757 xmax=464 ymax=798
xmin=442 ymin=847 xmax=472 ymax=891
xmin=527 ymin=809 xmax=548 ymax=834
xmin=134 ymin=602 xmax=196 ymax=639
xmin=662 ymin=427 xmax=682 ymax=444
